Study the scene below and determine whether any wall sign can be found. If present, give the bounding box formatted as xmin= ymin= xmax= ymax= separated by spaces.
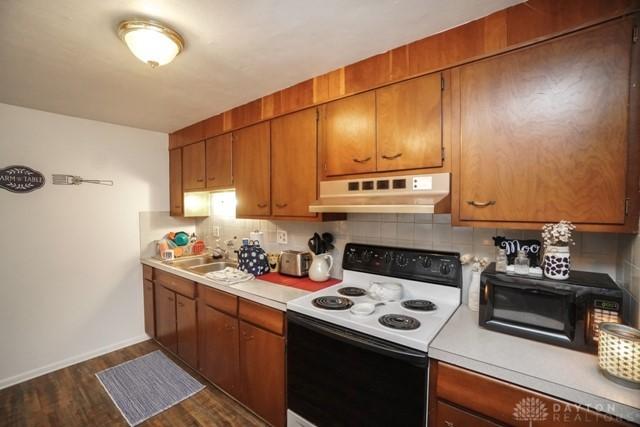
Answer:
xmin=0 ymin=165 xmax=45 ymax=193
xmin=493 ymin=236 xmax=541 ymax=266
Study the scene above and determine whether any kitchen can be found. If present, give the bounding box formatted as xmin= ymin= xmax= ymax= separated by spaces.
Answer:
xmin=1 ymin=0 xmax=639 ymax=426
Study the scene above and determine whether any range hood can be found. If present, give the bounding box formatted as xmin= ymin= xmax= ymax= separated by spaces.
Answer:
xmin=309 ymin=173 xmax=450 ymax=214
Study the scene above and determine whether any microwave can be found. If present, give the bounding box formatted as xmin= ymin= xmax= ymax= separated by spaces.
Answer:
xmin=479 ymin=264 xmax=624 ymax=353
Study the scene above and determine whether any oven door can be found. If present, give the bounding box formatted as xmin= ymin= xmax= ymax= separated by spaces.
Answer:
xmin=287 ymin=311 xmax=428 ymax=427
xmin=480 ymin=277 xmax=577 ymax=346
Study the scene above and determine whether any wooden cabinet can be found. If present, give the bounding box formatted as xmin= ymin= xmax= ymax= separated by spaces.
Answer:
xmin=271 ymin=107 xmax=318 ymax=217
xmin=376 ymin=73 xmax=443 ymax=171
xmin=239 ymin=321 xmax=285 ymax=427
xmin=169 ymin=149 xmax=183 ymax=216
xmin=428 ymin=360 xmax=633 ymax=427
xmin=323 ymin=91 xmax=376 ymax=176
xmin=155 ymin=284 xmax=177 ymax=353
xmin=452 ymin=19 xmax=635 ymax=230
xmin=205 ymin=133 xmax=233 ymax=189
xmin=182 ymin=141 xmax=206 ymax=190
xmin=233 ymin=122 xmax=271 ymax=217
xmin=143 ymin=279 xmax=155 ymax=337
xmin=176 ymin=294 xmax=197 ymax=367
xmin=198 ymin=303 xmax=240 ymax=398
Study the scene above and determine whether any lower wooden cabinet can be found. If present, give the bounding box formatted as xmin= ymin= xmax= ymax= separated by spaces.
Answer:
xmin=198 ymin=302 xmax=241 ymax=398
xmin=155 ymin=284 xmax=177 ymax=353
xmin=176 ymin=294 xmax=198 ymax=367
xmin=239 ymin=320 xmax=286 ymax=427
xmin=428 ymin=360 xmax=633 ymax=427
xmin=143 ymin=279 xmax=155 ymax=337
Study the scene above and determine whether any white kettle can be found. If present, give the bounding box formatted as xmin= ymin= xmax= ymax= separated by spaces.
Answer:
xmin=308 ymin=253 xmax=333 ymax=282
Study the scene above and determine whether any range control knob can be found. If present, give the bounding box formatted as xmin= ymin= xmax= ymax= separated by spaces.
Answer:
xmin=396 ymin=253 xmax=409 ymax=267
xmin=422 ymin=256 xmax=432 ymax=269
xmin=440 ymin=262 xmax=452 ymax=275
xmin=346 ymin=250 xmax=359 ymax=263
xmin=361 ymin=250 xmax=374 ymax=263
xmin=383 ymin=251 xmax=393 ymax=264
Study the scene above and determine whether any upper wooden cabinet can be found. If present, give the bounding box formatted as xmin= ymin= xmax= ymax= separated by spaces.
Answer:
xmin=205 ymin=133 xmax=233 ymax=190
xmin=271 ymin=108 xmax=318 ymax=218
xmin=182 ymin=141 xmax=206 ymax=191
xmin=322 ymin=91 xmax=376 ymax=176
xmin=452 ymin=19 xmax=635 ymax=230
xmin=376 ymin=73 xmax=443 ymax=171
xmin=169 ymin=148 xmax=183 ymax=217
xmin=233 ymin=122 xmax=271 ymax=217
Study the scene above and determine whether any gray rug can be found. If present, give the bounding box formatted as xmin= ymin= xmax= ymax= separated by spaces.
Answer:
xmin=96 ymin=350 xmax=205 ymax=426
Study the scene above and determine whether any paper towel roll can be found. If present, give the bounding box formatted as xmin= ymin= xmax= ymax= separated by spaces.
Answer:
xmin=250 ymin=231 xmax=264 ymax=247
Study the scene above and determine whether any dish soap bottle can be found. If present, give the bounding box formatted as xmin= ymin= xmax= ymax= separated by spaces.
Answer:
xmin=514 ymin=250 xmax=530 ymax=275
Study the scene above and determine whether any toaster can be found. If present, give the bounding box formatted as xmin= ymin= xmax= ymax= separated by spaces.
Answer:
xmin=279 ymin=250 xmax=312 ymax=277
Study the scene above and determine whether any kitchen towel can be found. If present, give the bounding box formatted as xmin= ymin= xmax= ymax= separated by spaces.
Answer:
xmin=206 ymin=267 xmax=255 ymax=285
xmin=96 ymin=350 xmax=204 ymax=426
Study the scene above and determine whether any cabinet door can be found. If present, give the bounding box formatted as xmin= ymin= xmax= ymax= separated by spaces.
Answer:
xmin=182 ymin=141 xmax=206 ymax=190
xmin=457 ymin=20 xmax=630 ymax=224
xmin=176 ymin=294 xmax=197 ymax=368
xmin=205 ymin=133 xmax=233 ymax=189
xmin=143 ymin=279 xmax=155 ymax=337
xmin=198 ymin=303 xmax=240 ymax=397
xmin=323 ymin=91 xmax=376 ymax=176
xmin=239 ymin=321 xmax=285 ymax=427
xmin=233 ymin=122 xmax=271 ymax=217
xmin=155 ymin=285 xmax=177 ymax=353
xmin=169 ymin=149 xmax=183 ymax=216
xmin=271 ymin=108 xmax=318 ymax=217
xmin=376 ymin=73 xmax=443 ymax=171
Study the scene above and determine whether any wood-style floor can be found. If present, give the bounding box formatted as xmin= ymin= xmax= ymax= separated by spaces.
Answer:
xmin=0 ymin=340 xmax=267 ymax=427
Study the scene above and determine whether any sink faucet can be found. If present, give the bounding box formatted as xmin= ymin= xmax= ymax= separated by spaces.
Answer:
xmin=224 ymin=238 xmax=236 ymax=260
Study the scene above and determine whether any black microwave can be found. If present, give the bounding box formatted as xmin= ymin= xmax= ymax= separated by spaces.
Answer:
xmin=479 ymin=264 xmax=625 ymax=353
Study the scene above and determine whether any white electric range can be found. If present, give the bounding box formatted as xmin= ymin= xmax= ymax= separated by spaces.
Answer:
xmin=286 ymin=243 xmax=462 ymax=427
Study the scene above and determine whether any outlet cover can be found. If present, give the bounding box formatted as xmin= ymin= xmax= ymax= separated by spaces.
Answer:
xmin=212 ymin=226 xmax=220 ymax=237
xmin=277 ymin=229 xmax=288 ymax=244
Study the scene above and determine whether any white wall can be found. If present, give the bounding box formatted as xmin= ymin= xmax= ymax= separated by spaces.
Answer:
xmin=0 ymin=103 xmax=168 ymax=388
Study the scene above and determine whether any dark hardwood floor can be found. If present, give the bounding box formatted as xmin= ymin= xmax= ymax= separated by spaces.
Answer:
xmin=0 ymin=340 xmax=268 ymax=427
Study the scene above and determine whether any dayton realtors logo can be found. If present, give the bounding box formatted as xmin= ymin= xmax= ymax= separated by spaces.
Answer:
xmin=513 ymin=397 xmax=549 ymax=426
xmin=0 ymin=165 xmax=45 ymax=193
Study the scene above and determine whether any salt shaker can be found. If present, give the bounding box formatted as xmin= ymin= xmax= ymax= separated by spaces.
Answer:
xmin=514 ymin=250 xmax=530 ymax=275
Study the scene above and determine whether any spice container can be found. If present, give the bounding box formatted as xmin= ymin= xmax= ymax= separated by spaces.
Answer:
xmin=514 ymin=250 xmax=530 ymax=275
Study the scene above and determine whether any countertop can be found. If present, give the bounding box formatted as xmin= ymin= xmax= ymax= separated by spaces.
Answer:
xmin=429 ymin=306 xmax=640 ymax=424
xmin=141 ymin=257 xmax=317 ymax=311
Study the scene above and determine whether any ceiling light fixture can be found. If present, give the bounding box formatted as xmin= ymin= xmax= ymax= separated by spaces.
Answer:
xmin=118 ymin=19 xmax=184 ymax=68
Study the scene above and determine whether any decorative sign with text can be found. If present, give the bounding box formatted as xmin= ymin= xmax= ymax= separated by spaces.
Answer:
xmin=0 ymin=165 xmax=45 ymax=193
xmin=493 ymin=236 xmax=542 ymax=266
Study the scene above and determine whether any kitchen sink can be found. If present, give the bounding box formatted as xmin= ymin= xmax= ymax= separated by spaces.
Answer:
xmin=189 ymin=261 xmax=238 ymax=275
xmin=165 ymin=255 xmax=218 ymax=269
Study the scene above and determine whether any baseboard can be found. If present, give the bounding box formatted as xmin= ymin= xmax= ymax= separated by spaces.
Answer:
xmin=0 ymin=334 xmax=151 ymax=390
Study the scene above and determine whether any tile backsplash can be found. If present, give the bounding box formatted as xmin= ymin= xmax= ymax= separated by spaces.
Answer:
xmin=195 ymin=193 xmax=625 ymax=289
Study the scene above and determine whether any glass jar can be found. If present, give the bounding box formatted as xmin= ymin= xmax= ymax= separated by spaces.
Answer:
xmin=514 ymin=250 xmax=530 ymax=275
xmin=495 ymin=249 xmax=508 ymax=273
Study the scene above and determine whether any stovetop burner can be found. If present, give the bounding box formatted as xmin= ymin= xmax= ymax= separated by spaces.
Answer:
xmin=312 ymin=296 xmax=354 ymax=310
xmin=402 ymin=299 xmax=437 ymax=312
xmin=378 ymin=314 xmax=421 ymax=330
xmin=338 ymin=286 xmax=368 ymax=297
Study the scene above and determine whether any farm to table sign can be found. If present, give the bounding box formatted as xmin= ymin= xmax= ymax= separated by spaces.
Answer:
xmin=0 ymin=165 xmax=45 ymax=193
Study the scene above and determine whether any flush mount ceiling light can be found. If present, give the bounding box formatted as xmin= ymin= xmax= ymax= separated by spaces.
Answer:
xmin=118 ymin=19 xmax=184 ymax=67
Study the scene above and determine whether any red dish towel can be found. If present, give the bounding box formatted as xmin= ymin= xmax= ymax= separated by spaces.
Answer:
xmin=258 ymin=272 xmax=341 ymax=292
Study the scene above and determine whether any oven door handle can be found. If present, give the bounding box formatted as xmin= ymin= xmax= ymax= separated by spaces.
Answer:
xmin=287 ymin=312 xmax=428 ymax=366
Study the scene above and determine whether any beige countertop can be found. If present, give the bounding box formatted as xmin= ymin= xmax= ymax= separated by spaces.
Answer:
xmin=141 ymin=257 xmax=311 ymax=311
xmin=429 ymin=306 xmax=640 ymax=424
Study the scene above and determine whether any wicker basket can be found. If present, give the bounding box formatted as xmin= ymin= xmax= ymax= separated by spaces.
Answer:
xmin=598 ymin=322 xmax=640 ymax=389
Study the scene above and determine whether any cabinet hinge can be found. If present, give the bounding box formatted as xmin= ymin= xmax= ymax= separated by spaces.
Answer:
xmin=625 ymin=198 xmax=631 ymax=215
xmin=316 ymin=109 xmax=320 ymax=121
xmin=441 ymin=77 xmax=445 ymax=91
xmin=323 ymin=162 xmax=327 ymax=172
xmin=633 ymin=26 xmax=639 ymax=43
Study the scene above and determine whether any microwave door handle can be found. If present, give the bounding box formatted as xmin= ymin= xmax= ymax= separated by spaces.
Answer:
xmin=287 ymin=312 xmax=427 ymax=366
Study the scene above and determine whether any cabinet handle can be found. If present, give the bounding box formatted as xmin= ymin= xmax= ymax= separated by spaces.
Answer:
xmin=275 ymin=203 xmax=288 ymax=208
xmin=224 ymin=324 xmax=234 ymax=331
xmin=257 ymin=203 xmax=268 ymax=208
xmin=381 ymin=153 xmax=402 ymax=160
xmin=174 ymin=205 xmax=181 ymax=208
xmin=466 ymin=200 xmax=496 ymax=207
xmin=168 ymin=297 xmax=174 ymax=302
xmin=208 ymin=177 xmax=215 ymax=181
xmin=177 ymin=302 xmax=184 ymax=307
xmin=444 ymin=421 xmax=454 ymax=427
xmin=352 ymin=157 xmax=371 ymax=164
xmin=196 ymin=178 xmax=204 ymax=182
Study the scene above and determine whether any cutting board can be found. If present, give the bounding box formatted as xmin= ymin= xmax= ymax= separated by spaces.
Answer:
xmin=258 ymin=272 xmax=340 ymax=292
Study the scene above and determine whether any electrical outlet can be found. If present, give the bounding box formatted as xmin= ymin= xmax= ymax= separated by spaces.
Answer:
xmin=277 ymin=229 xmax=288 ymax=244
xmin=211 ymin=226 xmax=220 ymax=237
